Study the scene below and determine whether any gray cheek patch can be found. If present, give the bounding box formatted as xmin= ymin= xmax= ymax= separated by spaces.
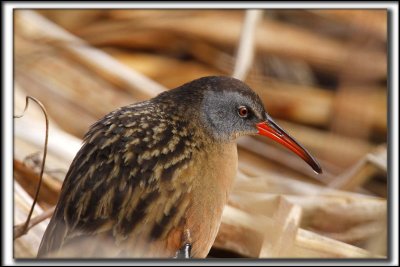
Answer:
xmin=201 ymin=91 xmax=258 ymax=141
xmin=200 ymin=89 xmax=266 ymax=142
xmin=200 ymin=91 xmax=237 ymax=141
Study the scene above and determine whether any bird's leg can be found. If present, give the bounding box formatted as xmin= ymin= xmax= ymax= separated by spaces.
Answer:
xmin=175 ymin=243 xmax=192 ymax=259
xmin=174 ymin=229 xmax=192 ymax=259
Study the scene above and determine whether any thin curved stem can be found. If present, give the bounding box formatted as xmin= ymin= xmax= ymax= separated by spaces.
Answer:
xmin=14 ymin=96 xmax=49 ymax=239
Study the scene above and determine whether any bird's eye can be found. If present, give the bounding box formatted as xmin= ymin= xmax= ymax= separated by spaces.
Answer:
xmin=238 ymin=106 xmax=249 ymax=118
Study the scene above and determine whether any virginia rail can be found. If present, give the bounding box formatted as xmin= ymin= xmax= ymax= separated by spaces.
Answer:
xmin=37 ymin=76 xmax=322 ymax=258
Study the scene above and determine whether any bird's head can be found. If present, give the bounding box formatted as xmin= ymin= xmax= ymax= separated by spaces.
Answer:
xmin=168 ymin=76 xmax=322 ymax=174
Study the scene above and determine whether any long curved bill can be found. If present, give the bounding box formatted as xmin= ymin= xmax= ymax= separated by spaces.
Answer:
xmin=256 ymin=114 xmax=322 ymax=174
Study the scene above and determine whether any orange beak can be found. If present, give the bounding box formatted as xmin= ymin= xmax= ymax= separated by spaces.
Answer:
xmin=256 ymin=114 xmax=322 ymax=174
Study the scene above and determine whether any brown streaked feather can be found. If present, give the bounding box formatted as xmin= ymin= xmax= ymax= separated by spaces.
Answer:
xmin=37 ymin=100 xmax=203 ymax=258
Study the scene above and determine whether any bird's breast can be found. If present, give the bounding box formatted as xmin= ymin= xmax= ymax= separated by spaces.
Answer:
xmin=182 ymin=142 xmax=238 ymax=257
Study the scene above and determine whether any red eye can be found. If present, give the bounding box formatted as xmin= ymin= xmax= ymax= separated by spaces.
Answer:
xmin=238 ymin=106 xmax=249 ymax=117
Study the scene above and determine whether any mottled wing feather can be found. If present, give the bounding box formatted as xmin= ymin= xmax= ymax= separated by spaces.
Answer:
xmin=38 ymin=101 xmax=199 ymax=257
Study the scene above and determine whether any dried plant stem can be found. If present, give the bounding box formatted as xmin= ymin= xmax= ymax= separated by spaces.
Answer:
xmin=14 ymin=206 xmax=55 ymax=239
xmin=14 ymin=96 xmax=49 ymax=239
xmin=16 ymin=10 xmax=167 ymax=100
xmin=233 ymin=9 xmax=263 ymax=80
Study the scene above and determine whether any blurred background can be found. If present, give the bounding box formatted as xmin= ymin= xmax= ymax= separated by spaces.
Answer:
xmin=13 ymin=9 xmax=387 ymax=258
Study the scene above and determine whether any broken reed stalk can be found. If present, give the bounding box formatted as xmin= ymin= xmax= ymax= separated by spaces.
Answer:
xmin=218 ymin=199 xmax=377 ymax=258
xmin=13 ymin=96 xmax=49 ymax=239
xmin=329 ymin=145 xmax=387 ymax=190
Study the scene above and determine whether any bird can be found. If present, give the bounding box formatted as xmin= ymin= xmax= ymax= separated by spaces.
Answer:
xmin=37 ymin=76 xmax=322 ymax=258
